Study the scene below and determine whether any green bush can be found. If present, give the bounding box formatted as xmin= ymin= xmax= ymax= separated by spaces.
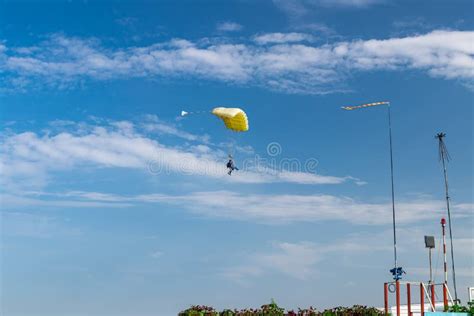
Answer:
xmin=259 ymin=299 xmax=285 ymax=316
xmin=319 ymin=305 xmax=384 ymax=316
xmin=179 ymin=302 xmax=386 ymax=316
xmin=179 ymin=305 xmax=218 ymax=316
xmin=448 ymin=301 xmax=474 ymax=315
xmin=220 ymin=309 xmax=235 ymax=316
xmin=289 ymin=307 xmax=318 ymax=316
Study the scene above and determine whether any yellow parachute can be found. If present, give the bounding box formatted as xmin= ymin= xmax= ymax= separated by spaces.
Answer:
xmin=211 ymin=107 xmax=249 ymax=132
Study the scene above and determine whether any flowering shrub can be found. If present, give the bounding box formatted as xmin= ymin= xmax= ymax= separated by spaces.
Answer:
xmin=260 ymin=299 xmax=285 ymax=316
xmin=220 ymin=309 xmax=236 ymax=316
xmin=233 ymin=309 xmax=261 ymax=316
xmin=448 ymin=301 xmax=474 ymax=315
xmin=179 ymin=305 xmax=218 ymax=316
xmin=319 ymin=305 xmax=384 ymax=316
xmin=296 ymin=307 xmax=318 ymax=316
xmin=179 ymin=302 xmax=386 ymax=316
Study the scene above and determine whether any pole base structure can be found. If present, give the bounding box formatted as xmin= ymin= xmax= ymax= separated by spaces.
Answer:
xmin=420 ymin=282 xmax=425 ymax=316
xmin=443 ymin=283 xmax=449 ymax=311
xmin=407 ymin=283 xmax=412 ymax=316
xmin=431 ymin=283 xmax=436 ymax=311
xmin=396 ymin=280 xmax=401 ymax=316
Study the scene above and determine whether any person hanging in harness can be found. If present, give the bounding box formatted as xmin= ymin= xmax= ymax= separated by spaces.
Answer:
xmin=226 ymin=155 xmax=239 ymax=175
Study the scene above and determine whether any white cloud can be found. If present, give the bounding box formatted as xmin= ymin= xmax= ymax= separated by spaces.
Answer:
xmin=273 ymin=0 xmax=383 ymax=14
xmin=451 ymin=238 xmax=474 ymax=257
xmin=1 ymin=193 xmax=132 ymax=209
xmin=216 ymin=22 xmax=243 ymax=32
xmin=221 ymin=235 xmax=390 ymax=282
xmin=272 ymin=0 xmax=309 ymax=17
xmin=257 ymin=242 xmax=324 ymax=279
xmin=294 ymin=23 xmax=336 ymax=36
xmin=1 ymin=30 xmax=473 ymax=94
xmin=221 ymin=242 xmax=324 ymax=282
xmin=141 ymin=191 xmax=472 ymax=225
xmin=392 ymin=17 xmax=432 ymax=32
xmin=0 ymin=119 xmax=353 ymax=189
xmin=221 ymin=227 xmax=473 ymax=284
xmin=220 ymin=265 xmax=264 ymax=285
xmin=408 ymin=266 xmax=474 ymax=279
xmin=314 ymin=0 xmax=383 ymax=8
xmin=10 ymin=189 xmax=472 ymax=226
xmin=141 ymin=114 xmax=210 ymax=143
xmin=0 ymin=211 xmax=81 ymax=238
xmin=254 ymin=32 xmax=314 ymax=44
xmin=342 ymin=31 xmax=474 ymax=79
xmin=150 ymin=250 xmax=164 ymax=258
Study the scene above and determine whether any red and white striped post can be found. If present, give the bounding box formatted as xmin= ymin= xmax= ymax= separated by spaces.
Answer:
xmin=441 ymin=217 xmax=449 ymax=310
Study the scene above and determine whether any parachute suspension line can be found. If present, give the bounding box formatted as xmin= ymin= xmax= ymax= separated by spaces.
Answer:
xmin=227 ymin=131 xmax=241 ymax=159
xmin=180 ymin=110 xmax=210 ymax=117
xmin=227 ymin=132 xmax=235 ymax=158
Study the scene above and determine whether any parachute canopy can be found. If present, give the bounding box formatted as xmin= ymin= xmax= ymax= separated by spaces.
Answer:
xmin=211 ymin=107 xmax=249 ymax=132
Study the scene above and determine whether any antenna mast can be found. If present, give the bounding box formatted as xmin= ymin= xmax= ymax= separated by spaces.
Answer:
xmin=436 ymin=132 xmax=458 ymax=302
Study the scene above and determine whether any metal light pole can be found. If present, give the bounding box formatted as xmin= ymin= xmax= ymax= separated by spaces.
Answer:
xmin=342 ymin=101 xmax=401 ymax=279
xmin=424 ymin=235 xmax=435 ymax=284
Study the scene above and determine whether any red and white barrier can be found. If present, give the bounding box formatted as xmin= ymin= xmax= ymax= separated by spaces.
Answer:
xmin=384 ymin=281 xmax=454 ymax=316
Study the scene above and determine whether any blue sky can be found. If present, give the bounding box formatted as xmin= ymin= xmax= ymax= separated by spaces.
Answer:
xmin=0 ymin=0 xmax=473 ymax=315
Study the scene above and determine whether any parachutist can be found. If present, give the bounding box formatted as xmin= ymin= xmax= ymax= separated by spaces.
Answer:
xmin=226 ymin=157 xmax=239 ymax=175
xmin=180 ymin=107 xmax=248 ymax=176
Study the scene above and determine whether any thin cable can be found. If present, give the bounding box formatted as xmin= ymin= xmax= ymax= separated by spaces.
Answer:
xmin=387 ymin=104 xmax=398 ymax=273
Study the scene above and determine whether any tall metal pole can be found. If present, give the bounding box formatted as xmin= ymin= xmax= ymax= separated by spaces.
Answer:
xmin=387 ymin=104 xmax=398 ymax=273
xmin=342 ymin=101 xmax=399 ymax=279
xmin=436 ymin=132 xmax=458 ymax=302
xmin=441 ymin=218 xmax=449 ymax=310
